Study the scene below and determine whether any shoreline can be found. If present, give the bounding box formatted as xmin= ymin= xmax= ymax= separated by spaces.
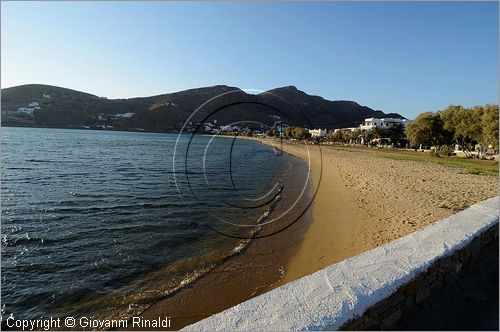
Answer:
xmin=133 ymin=143 xmax=314 ymax=330
xmin=132 ymin=137 xmax=498 ymax=330
xmin=254 ymin=138 xmax=365 ymax=283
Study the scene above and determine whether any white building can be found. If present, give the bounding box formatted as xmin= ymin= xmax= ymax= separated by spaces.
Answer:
xmin=309 ymin=128 xmax=327 ymax=138
xmin=359 ymin=117 xmax=409 ymax=130
xmin=220 ymin=125 xmax=241 ymax=131
xmin=16 ymin=101 xmax=41 ymax=116
xmin=114 ymin=112 xmax=135 ymax=118
xmin=17 ymin=107 xmax=35 ymax=115
xmin=333 ymin=127 xmax=358 ymax=134
xmin=203 ymin=122 xmax=215 ymax=132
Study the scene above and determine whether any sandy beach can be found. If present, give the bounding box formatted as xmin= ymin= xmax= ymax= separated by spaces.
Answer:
xmin=263 ymin=141 xmax=498 ymax=283
xmin=137 ymin=139 xmax=498 ymax=330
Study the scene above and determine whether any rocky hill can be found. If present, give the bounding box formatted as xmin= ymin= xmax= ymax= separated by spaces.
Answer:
xmin=1 ymin=84 xmax=404 ymax=133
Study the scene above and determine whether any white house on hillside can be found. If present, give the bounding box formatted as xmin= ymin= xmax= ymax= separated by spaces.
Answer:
xmin=16 ymin=101 xmax=41 ymax=117
xmin=114 ymin=112 xmax=135 ymax=118
xmin=220 ymin=124 xmax=241 ymax=131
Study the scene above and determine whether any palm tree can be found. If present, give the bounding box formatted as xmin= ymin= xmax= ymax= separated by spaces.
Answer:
xmin=372 ymin=127 xmax=386 ymax=139
xmin=388 ymin=125 xmax=405 ymax=145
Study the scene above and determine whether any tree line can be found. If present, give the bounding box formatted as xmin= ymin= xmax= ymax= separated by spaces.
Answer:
xmin=266 ymin=127 xmax=311 ymax=140
xmin=406 ymin=104 xmax=499 ymax=154
xmin=266 ymin=125 xmax=406 ymax=145
xmin=263 ymin=104 xmax=498 ymax=156
xmin=325 ymin=126 xmax=405 ymax=145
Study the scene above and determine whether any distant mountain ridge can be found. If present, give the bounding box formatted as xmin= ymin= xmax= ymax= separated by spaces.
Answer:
xmin=1 ymin=84 xmax=405 ymax=132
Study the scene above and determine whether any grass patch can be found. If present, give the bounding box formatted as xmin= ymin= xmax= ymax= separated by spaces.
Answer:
xmin=324 ymin=145 xmax=499 ymax=176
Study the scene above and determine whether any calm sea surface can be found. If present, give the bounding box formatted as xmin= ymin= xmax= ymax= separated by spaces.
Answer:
xmin=1 ymin=127 xmax=292 ymax=321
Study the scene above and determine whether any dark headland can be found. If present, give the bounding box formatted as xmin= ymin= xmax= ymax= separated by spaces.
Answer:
xmin=1 ymin=84 xmax=404 ymax=132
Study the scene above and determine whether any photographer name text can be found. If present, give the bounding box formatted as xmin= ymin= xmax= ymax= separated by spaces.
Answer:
xmin=5 ymin=316 xmax=171 ymax=330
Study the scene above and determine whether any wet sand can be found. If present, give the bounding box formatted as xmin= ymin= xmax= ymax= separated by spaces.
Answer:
xmin=134 ymin=139 xmax=498 ymax=330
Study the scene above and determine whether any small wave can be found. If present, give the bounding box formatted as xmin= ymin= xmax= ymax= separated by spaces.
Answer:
xmin=257 ymin=211 xmax=269 ymax=223
xmin=232 ymin=239 xmax=251 ymax=254
xmin=106 ymin=200 xmax=281 ymax=320
xmin=74 ymin=231 xmax=259 ymax=325
xmin=62 ymin=262 xmax=219 ymax=326
xmin=43 ymin=201 xmax=176 ymax=214
xmin=4 ymin=167 xmax=34 ymax=171
xmin=2 ymin=234 xmax=49 ymax=247
xmin=26 ymin=159 xmax=53 ymax=163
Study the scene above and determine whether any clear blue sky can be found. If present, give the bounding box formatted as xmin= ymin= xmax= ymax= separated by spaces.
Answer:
xmin=2 ymin=1 xmax=498 ymax=119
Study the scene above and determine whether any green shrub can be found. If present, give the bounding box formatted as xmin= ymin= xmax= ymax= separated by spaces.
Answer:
xmin=439 ymin=145 xmax=454 ymax=157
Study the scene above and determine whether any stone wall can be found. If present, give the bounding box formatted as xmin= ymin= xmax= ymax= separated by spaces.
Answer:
xmin=340 ymin=222 xmax=499 ymax=330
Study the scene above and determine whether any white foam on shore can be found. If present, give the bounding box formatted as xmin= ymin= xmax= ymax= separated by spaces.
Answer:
xmin=183 ymin=196 xmax=499 ymax=331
